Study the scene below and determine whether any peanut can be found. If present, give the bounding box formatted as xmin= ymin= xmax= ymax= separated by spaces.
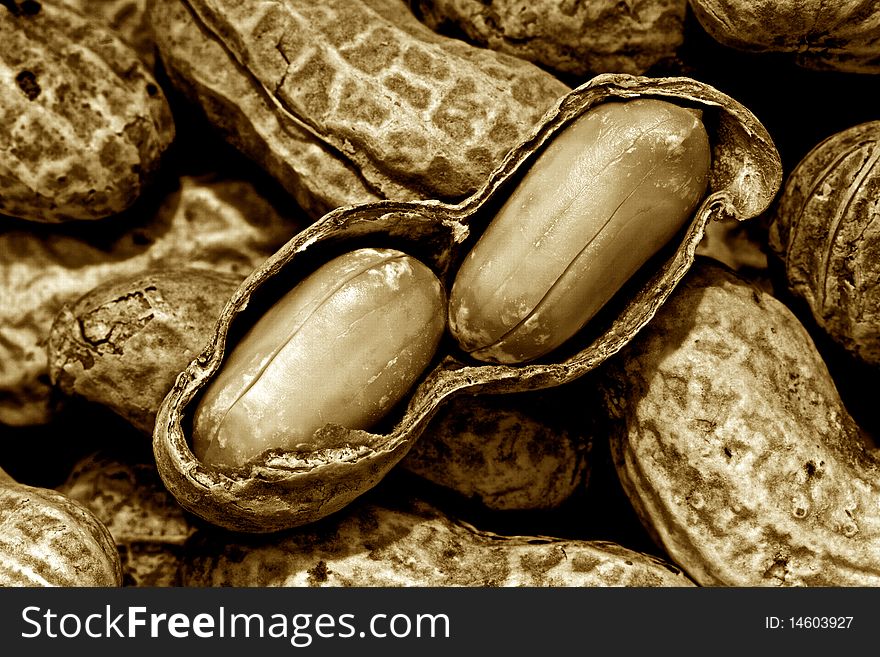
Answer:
xmin=0 ymin=470 xmax=122 ymax=586
xmin=192 ymin=248 xmax=446 ymax=468
xmin=769 ymin=120 xmax=880 ymax=367
xmin=604 ymin=259 xmax=880 ymax=586
xmin=401 ymin=389 xmax=592 ymax=511
xmin=48 ymin=268 xmax=243 ymax=435
xmin=410 ymin=0 xmax=687 ymax=77
xmin=181 ymin=495 xmax=694 ymax=586
xmin=0 ymin=174 xmax=302 ymax=428
xmin=149 ymin=0 xmax=569 ymax=219
xmin=689 ymin=0 xmax=880 ymax=74
xmin=448 ymin=98 xmax=711 ymax=364
xmin=58 ymin=451 xmax=197 ymax=587
xmin=0 ymin=0 xmax=174 ymax=222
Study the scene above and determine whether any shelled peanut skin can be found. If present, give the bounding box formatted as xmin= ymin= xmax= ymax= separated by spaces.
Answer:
xmin=604 ymin=259 xmax=880 ymax=586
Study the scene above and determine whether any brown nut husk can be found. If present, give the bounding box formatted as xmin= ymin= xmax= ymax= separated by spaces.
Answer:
xmin=58 ymin=451 xmax=198 ymax=587
xmin=409 ymin=0 xmax=687 ymax=78
xmin=0 ymin=0 xmax=174 ymax=222
xmin=768 ymin=121 xmax=880 ymax=367
xmin=61 ymin=0 xmax=154 ymax=67
xmin=688 ymin=0 xmax=880 ymax=74
xmin=48 ymin=268 xmax=243 ymax=435
xmin=0 ymin=469 xmax=123 ymax=586
xmin=0 ymin=174 xmax=303 ymax=428
xmin=148 ymin=0 xmax=570 ymax=220
xmin=401 ymin=389 xmax=592 ymax=511
xmin=181 ymin=495 xmax=694 ymax=586
xmin=603 ymin=259 xmax=880 ymax=586
xmin=154 ymin=73 xmax=781 ymax=533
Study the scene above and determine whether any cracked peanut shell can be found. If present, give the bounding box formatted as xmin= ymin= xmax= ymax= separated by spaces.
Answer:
xmin=48 ymin=268 xmax=243 ymax=435
xmin=0 ymin=0 xmax=174 ymax=222
xmin=604 ymin=259 xmax=880 ymax=586
xmin=0 ymin=174 xmax=304 ymax=428
xmin=154 ymin=73 xmax=781 ymax=533
xmin=148 ymin=0 xmax=570 ymax=220
xmin=769 ymin=120 xmax=880 ymax=367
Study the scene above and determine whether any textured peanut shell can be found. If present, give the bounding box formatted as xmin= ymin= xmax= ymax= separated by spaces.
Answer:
xmin=149 ymin=0 xmax=570 ymax=220
xmin=154 ymin=74 xmax=781 ymax=533
xmin=604 ymin=259 xmax=880 ymax=586
xmin=0 ymin=0 xmax=174 ymax=222
xmin=61 ymin=0 xmax=154 ymax=67
xmin=410 ymin=0 xmax=686 ymax=77
xmin=182 ymin=496 xmax=694 ymax=586
xmin=58 ymin=451 xmax=197 ymax=587
xmin=0 ymin=175 xmax=303 ymax=428
xmin=48 ymin=268 xmax=243 ymax=435
xmin=689 ymin=0 xmax=880 ymax=74
xmin=401 ymin=390 xmax=592 ymax=511
xmin=0 ymin=475 xmax=123 ymax=586
xmin=768 ymin=121 xmax=880 ymax=367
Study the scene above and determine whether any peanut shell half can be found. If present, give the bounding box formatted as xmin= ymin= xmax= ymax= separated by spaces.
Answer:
xmin=154 ymin=73 xmax=782 ymax=533
xmin=604 ymin=259 xmax=880 ymax=586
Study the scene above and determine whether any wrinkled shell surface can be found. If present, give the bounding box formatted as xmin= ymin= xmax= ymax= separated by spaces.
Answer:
xmin=0 ymin=175 xmax=303 ymax=428
xmin=149 ymin=0 xmax=570 ymax=219
xmin=604 ymin=260 xmax=880 ymax=586
xmin=0 ymin=477 xmax=122 ymax=586
xmin=689 ymin=0 xmax=880 ymax=73
xmin=58 ymin=451 xmax=197 ymax=587
xmin=769 ymin=120 xmax=880 ymax=366
xmin=401 ymin=390 xmax=592 ymax=510
xmin=182 ymin=496 xmax=694 ymax=586
xmin=410 ymin=0 xmax=686 ymax=77
xmin=49 ymin=268 xmax=243 ymax=435
xmin=154 ymin=74 xmax=781 ymax=533
xmin=0 ymin=0 xmax=174 ymax=222
xmin=61 ymin=0 xmax=154 ymax=67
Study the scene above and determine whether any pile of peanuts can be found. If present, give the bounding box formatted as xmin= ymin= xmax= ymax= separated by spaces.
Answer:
xmin=0 ymin=0 xmax=877 ymax=587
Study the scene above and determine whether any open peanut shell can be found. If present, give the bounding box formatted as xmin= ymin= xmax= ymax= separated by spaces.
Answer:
xmin=154 ymin=73 xmax=782 ymax=532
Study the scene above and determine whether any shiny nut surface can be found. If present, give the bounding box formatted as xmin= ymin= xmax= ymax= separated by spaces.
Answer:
xmin=193 ymin=248 xmax=447 ymax=468
xmin=448 ymin=98 xmax=711 ymax=364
